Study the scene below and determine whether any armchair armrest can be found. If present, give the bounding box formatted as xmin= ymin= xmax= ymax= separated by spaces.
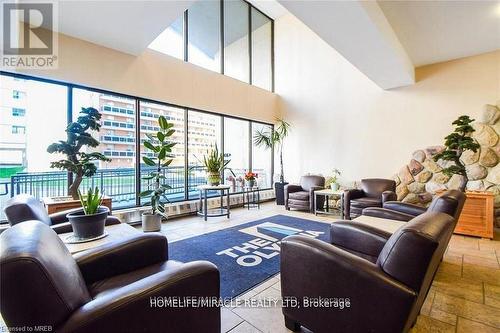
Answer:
xmin=284 ymin=184 xmax=303 ymax=208
xmin=74 ymin=233 xmax=168 ymax=284
xmin=309 ymin=186 xmax=324 ymax=212
xmin=50 ymin=216 xmax=121 ymax=234
xmin=362 ymin=207 xmax=416 ymax=222
xmin=343 ymin=189 xmax=364 ymax=219
xmin=49 ymin=207 xmax=83 ymax=225
xmin=281 ymin=236 xmax=416 ymax=332
xmin=382 ymin=190 xmax=397 ymax=203
xmin=383 ymin=201 xmax=427 ymax=217
xmin=330 ymin=221 xmax=391 ymax=259
xmin=58 ymin=261 xmax=220 ymax=333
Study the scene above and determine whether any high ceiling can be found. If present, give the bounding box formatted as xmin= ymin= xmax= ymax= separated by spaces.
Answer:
xmin=379 ymin=0 xmax=500 ymax=66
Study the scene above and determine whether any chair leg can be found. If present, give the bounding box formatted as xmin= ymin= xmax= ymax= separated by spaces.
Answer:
xmin=284 ymin=315 xmax=300 ymax=331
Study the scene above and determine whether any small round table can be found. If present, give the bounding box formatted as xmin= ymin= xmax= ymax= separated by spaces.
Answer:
xmin=197 ymin=185 xmax=231 ymax=221
xmin=243 ymin=186 xmax=260 ymax=209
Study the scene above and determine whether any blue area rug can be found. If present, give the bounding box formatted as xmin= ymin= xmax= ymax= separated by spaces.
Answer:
xmin=168 ymin=215 xmax=330 ymax=298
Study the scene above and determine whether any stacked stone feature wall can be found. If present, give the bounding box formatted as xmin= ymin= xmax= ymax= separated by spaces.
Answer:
xmin=393 ymin=103 xmax=500 ymax=227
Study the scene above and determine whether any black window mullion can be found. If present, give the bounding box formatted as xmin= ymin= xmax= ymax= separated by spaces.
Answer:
xmin=67 ymin=86 xmax=73 ymax=189
xmin=184 ymin=10 xmax=188 ymax=62
xmin=220 ymin=0 xmax=224 ymax=74
xmin=184 ymin=108 xmax=189 ymax=201
xmin=248 ymin=4 xmax=252 ymax=85
xmin=135 ymin=99 xmax=141 ymax=207
xmin=220 ymin=116 xmax=225 ymax=184
xmin=249 ymin=122 xmax=253 ymax=172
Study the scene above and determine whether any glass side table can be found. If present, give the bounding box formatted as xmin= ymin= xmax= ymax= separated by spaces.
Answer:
xmin=314 ymin=189 xmax=344 ymax=218
xmin=197 ymin=185 xmax=231 ymax=221
xmin=243 ymin=186 xmax=260 ymax=209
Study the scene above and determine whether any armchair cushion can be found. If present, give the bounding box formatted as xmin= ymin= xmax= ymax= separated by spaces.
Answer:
xmin=351 ymin=197 xmax=381 ymax=208
xmin=383 ymin=201 xmax=427 ymax=217
xmin=362 ymin=207 xmax=416 ymax=222
xmin=288 ymin=191 xmax=310 ymax=201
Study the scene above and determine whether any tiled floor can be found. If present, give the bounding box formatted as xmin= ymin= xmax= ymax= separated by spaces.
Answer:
xmin=154 ymin=202 xmax=500 ymax=333
xmin=1 ymin=202 xmax=499 ymax=332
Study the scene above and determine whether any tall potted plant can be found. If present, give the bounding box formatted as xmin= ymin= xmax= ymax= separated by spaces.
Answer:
xmin=66 ymin=187 xmax=108 ymax=240
xmin=433 ymin=115 xmax=480 ymax=191
xmin=197 ymin=144 xmax=230 ymax=186
xmin=139 ymin=115 xmax=176 ymax=232
xmin=253 ymin=118 xmax=291 ymax=205
xmin=47 ymin=107 xmax=110 ymax=199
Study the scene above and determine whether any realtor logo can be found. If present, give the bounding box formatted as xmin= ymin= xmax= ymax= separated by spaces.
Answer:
xmin=1 ymin=2 xmax=58 ymax=68
xmin=216 ymin=222 xmax=324 ymax=267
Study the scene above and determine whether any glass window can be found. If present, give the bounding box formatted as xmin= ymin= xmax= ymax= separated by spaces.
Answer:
xmin=252 ymin=122 xmax=273 ymax=188
xmin=0 ymin=75 xmax=68 ymax=220
xmin=140 ymin=101 xmax=185 ymax=203
xmin=187 ymin=0 xmax=221 ymax=72
xmin=187 ymin=110 xmax=221 ymax=199
xmin=223 ymin=0 xmax=249 ymax=82
xmin=73 ymin=88 xmax=137 ymax=208
xmin=251 ymin=8 xmax=272 ymax=90
xmin=149 ymin=16 xmax=184 ymax=60
xmin=224 ymin=118 xmax=249 ymax=192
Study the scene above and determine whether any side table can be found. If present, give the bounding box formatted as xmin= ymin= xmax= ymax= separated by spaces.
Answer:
xmin=243 ymin=186 xmax=260 ymax=209
xmin=197 ymin=185 xmax=231 ymax=221
xmin=314 ymin=189 xmax=344 ymax=218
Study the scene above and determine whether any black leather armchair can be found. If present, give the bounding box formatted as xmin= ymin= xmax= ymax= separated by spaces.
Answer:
xmin=280 ymin=212 xmax=455 ymax=333
xmin=343 ymin=178 xmax=396 ymax=219
xmin=284 ymin=175 xmax=325 ymax=212
xmin=0 ymin=221 xmax=221 ymax=333
xmin=363 ymin=189 xmax=465 ymax=222
xmin=3 ymin=194 xmax=121 ymax=234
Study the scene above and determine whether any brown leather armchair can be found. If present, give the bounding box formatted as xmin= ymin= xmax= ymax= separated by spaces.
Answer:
xmin=284 ymin=176 xmax=325 ymax=212
xmin=343 ymin=178 xmax=396 ymax=219
xmin=363 ymin=189 xmax=466 ymax=222
xmin=281 ymin=212 xmax=455 ymax=333
xmin=0 ymin=220 xmax=221 ymax=333
xmin=3 ymin=194 xmax=121 ymax=234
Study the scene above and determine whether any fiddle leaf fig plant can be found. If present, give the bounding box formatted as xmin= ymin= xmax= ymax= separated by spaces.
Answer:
xmin=47 ymin=107 xmax=111 ymax=200
xmin=433 ymin=115 xmax=480 ymax=191
xmin=139 ymin=115 xmax=176 ymax=218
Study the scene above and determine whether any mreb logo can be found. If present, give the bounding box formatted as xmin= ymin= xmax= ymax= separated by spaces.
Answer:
xmin=216 ymin=222 xmax=324 ymax=267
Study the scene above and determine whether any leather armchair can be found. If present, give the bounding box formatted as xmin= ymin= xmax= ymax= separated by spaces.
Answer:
xmin=343 ymin=178 xmax=396 ymax=219
xmin=3 ymin=194 xmax=121 ymax=233
xmin=281 ymin=212 xmax=455 ymax=333
xmin=0 ymin=221 xmax=221 ymax=333
xmin=284 ymin=175 xmax=325 ymax=212
xmin=363 ymin=189 xmax=466 ymax=222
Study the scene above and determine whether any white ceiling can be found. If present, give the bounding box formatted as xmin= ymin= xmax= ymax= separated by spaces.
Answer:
xmin=53 ymin=1 xmax=194 ymax=55
xmin=379 ymin=0 xmax=500 ymax=67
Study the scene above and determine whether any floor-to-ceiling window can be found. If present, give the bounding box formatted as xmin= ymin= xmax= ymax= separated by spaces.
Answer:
xmin=149 ymin=0 xmax=273 ymax=91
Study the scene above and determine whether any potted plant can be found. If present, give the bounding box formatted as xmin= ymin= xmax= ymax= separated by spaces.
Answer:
xmin=47 ymin=107 xmax=111 ymax=200
xmin=326 ymin=169 xmax=342 ymax=191
xmin=253 ymin=118 xmax=291 ymax=205
xmin=245 ymin=171 xmax=258 ymax=188
xmin=66 ymin=187 xmax=108 ymax=240
xmin=197 ymin=144 xmax=230 ymax=186
xmin=139 ymin=115 xmax=176 ymax=232
xmin=433 ymin=115 xmax=480 ymax=192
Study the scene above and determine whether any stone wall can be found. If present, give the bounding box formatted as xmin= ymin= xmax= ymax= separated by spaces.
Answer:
xmin=393 ymin=103 xmax=500 ymax=227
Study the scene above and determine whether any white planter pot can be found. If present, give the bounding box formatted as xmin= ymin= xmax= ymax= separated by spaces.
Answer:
xmin=330 ymin=183 xmax=339 ymax=191
xmin=142 ymin=213 xmax=162 ymax=232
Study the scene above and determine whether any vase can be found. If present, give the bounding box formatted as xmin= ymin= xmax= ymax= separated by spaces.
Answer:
xmin=66 ymin=206 xmax=108 ymax=239
xmin=330 ymin=183 xmax=339 ymax=191
xmin=207 ymin=172 xmax=221 ymax=186
xmin=247 ymin=180 xmax=256 ymax=188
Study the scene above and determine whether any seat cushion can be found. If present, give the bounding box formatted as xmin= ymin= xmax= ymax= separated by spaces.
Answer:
xmin=351 ymin=197 xmax=382 ymax=209
xmin=89 ymin=260 xmax=183 ymax=299
xmin=289 ymin=191 xmax=310 ymax=201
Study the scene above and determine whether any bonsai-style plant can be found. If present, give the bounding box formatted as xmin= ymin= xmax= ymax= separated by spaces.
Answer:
xmin=244 ymin=171 xmax=258 ymax=187
xmin=326 ymin=168 xmax=342 ymax=190
xmin=47 ymin=107 xmax=110 ymax=200
xmin=139 ymin=115 xmax=176 ymax=231
xmin=66 ymin=187 xmax=109 ymax=240
xmin=197 ymin=144 xmax=231 ymax=186
xmin=433 ymin=115 xmax=480 ymax=191
xmin=253 ymin=118 xmax=291 ymax=183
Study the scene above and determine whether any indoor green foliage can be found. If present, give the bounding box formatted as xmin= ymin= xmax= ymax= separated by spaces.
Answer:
xmin=253 ymin=118 xmax=291 ymax=183
xmin=433 ymin=115 xmax=480 ymax=190
xmin=139 ymin=116 xmax=176 ymax=218
xmin=78 ymin=187 xmax=103 ymax=215
xmin=200 ymin=144 xmax=230 ymax=173
xmin=47 ymin=107 xmax=111 ymax=199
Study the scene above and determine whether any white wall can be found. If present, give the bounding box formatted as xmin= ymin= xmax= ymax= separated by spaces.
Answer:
xmin=275 ymin=14 xmax=500 ymax=186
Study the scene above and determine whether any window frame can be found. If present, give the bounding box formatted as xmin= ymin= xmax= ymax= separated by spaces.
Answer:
xmin=0 ymin=70 xmax=274 ymax=211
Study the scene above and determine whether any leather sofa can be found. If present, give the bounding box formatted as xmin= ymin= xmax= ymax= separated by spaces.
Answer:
xmin=281 ymin=211 xmax=455 ymax=333
xmin=343 ymin=178 xmax=396 ymax=219
xmin=363 ymin=189 xmax=466 ymax=222
xmin=0 ymin=220 xmax=221 ymax=333
xmin=3 ymin=194 xmax=121 ymax=234
xmin=284 ymin=175 xmax=325 ymax=212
